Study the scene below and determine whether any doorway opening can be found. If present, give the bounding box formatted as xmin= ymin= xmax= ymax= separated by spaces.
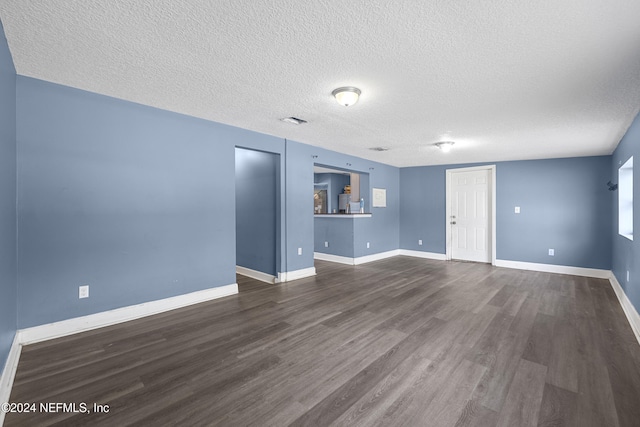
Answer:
xmin=235 ymin=147 xmax=281 ymax=283
xmin=446 ymin=165 xmax=496 ymax=264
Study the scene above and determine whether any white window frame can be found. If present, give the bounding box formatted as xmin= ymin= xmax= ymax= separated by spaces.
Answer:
xmin=619 ymin=156 xmax=633 ymax=240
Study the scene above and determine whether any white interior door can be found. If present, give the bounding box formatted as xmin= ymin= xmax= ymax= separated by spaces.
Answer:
xmin=450 ymin=169 xmax=491 ymax=263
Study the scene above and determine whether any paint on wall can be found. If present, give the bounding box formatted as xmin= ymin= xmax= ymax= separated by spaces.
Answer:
xmin=400 ymin=156 xmax=612 ymax=270
xmin=612 ymin=111 xmax=640 ymax=313
xmin=16 ymin=77 xmax=242 ymax=328
xmin=314 ymin=217 xmax=355 ymax=257
xmin=13 ymin=77 xmax=401 ymax=329
xmin=294 ymin=141 xmax=400 ymax=262
xmin=0 ymin=18 xmax=17 ymax=372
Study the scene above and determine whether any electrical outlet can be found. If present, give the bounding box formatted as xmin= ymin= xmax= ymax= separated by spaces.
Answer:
xmin=79 ymin=285 xmax=89 ymax=299
xmin=418 ymin=239 xmax=423 ymax=246
xmin=367 ymin=242 xmax=370 ymax=248
xmin=298 ymin=247 xmax=302 ymax=255
xmin=324 ymin=241 xmax=329 ymax=248
xmin=514 ymin=206 xmax=520 ymax=214
xmin=548 ymin=249 xmax=554 ymax=256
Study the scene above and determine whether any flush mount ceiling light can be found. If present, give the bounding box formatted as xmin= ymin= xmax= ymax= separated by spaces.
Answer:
xmin=435 ymin=141 xmax=455 ymax=152
xmin=332 ymin=87 xmax=361 ymax=106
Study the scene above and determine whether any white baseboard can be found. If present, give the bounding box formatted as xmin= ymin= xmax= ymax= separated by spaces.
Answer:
xmin=236 ymin=265 xmax=277 ymax=284
xmin=18 ymin=283 xmax=238 ymax=345
xmin=353 ymin=250 xmax=401 ymax=265
xmin=277 ymin=267 xmax=316 ymax=282
xmin=0 ymin=333 xmax=22 ymax=424
xmin=237 ymin=266 xmax=317 ymax=283
xmin=608 ymin=273 xmax=640 ymax=346
xmin=494 ymin=259 xmax=611 ymax=279
xmin=314 ymin=250 xmax=401 ymax=266
xmin=314 ymin=252 xmax=355 ymax=265
xmin=398 ymin=249 xmax=447 ymax=261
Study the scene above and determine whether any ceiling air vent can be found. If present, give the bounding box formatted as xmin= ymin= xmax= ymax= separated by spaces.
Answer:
xmin=369 ymin=147 xmax=389 ymax=152
xmin=280 ymin=117 xmax=307 ymax=125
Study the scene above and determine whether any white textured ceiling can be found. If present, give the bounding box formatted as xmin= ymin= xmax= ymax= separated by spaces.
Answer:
xmin=1 ymin=1 xmax=640 ymax=167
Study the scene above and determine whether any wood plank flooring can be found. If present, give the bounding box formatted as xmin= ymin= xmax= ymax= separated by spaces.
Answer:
xmin=4 ymin=257 xmax=640 ymax=426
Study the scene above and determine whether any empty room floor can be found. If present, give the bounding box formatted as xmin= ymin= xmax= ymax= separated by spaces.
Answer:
xmin=4 ymin=257 xmax=640 ymax=426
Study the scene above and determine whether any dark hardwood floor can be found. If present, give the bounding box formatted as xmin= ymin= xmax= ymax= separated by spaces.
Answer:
xmin=5 ymin=257 xmax=640 ymax=426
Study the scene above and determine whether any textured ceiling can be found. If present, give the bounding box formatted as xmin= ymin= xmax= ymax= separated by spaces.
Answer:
xmin=1 ymin=1 xmax=640 ymax=167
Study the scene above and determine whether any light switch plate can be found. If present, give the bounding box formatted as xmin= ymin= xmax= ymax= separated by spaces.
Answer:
xmin=515 ymin=206 xmax=520 ymax=214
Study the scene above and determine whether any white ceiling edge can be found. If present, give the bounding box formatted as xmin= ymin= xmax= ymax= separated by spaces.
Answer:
xmin=1 ymin=0 xmax=639 ymax=167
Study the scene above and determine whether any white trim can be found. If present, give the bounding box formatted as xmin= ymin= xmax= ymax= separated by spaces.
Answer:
xmin=609 ymin=272 xmax=640 ymax=346
xmin=314 ymin=250 xmax=401 ymax=266
xmin=18 ymin=283 xmax=238 ymax=345
xmin=446 ymin=165 xmax=497 ymax=265
xmin=0 ymin=334 xmax=21 ymax=425
xmin=277 ymin=267 xmax=317 ymax=282
xmin=314 ymin=252 xmax=357 ymax=265
xmin=236 ymin=265 xmax=277 ymax=284
xmin=353 ymin=250 xmax=401 ymax=265
xmin=398 ymin=249 xmax=447 ymax=261
xmin=494 ymin=259 xmax=611 ymax=279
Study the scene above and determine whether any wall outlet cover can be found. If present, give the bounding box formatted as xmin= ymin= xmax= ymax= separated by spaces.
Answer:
xmin=324 ymin=241 xmax=329 ymax=247
xmin=367 ymin=242 xmax=370 ymax=248
xmin=418 ymin=239 xmax=423 ymax=245
xmin=515 ymin=206 xmax=521 ymax=214
xmin=548 ymin=249 xmax=554 ymax=256
xmin=298 ymin=247 xmax=302 ymax=255
xmin=79 ymin=285 xmax=89 ymax=299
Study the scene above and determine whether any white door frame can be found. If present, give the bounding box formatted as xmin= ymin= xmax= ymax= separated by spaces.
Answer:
xmin=445 ymin=165 xmax=496 ymax=265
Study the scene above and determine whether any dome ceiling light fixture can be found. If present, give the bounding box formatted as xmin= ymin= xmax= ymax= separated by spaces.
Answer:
xmin=435 ymin=141 xmax=455 ymax=152
xmin=332 ymin=87 xmax=361 ymax=107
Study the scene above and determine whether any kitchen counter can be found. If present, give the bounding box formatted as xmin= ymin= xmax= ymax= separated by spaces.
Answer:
xmin=314 ymin=213 xmax=372 ymax=218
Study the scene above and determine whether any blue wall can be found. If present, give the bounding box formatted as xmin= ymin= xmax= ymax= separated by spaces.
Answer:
xmin=7 ymin=56 xmax=625 ymax=335
xmin=400 ymin=166 xmax=446 ymax=253
xmin=0 ymin=20 xmax=17 ymax=373
xmin=302 ymin=143 xmax=400 ymax=261
xmin=400 ymin=156 xmax=612 ymax=269
xmin=285 ymin=141 xmax=318 ymax=271
xmin=236 ymin=148 xmax=279 ymax=276
xmin=497 ymin=157 xmax=611 ymax=268
xmin=13 ymin=77 xmax=400 ymax=327
xmin=354 ymin=164 xmax=398 ymax=257
xmin=314 ymin=217 xmax=355 ymax=257
xmin=16 ymin=77 xmax=246 ymax=328
xmin=612 ymin=111 xmax=640 ymax=313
